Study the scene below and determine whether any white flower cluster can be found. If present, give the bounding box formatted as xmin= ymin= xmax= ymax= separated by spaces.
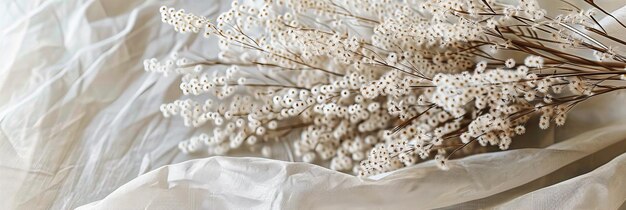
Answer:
xmin=146 ymin=0 xmax=626 ymax=176
xmin=159 ymin=6 xmax=209 ymax=33
xmin=360 ymin=54 xmax=601 ymax=175
xmin=143 ymin=54 xmax=192 ymax=77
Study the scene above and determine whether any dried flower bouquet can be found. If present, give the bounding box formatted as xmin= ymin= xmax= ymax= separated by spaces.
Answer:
xmin=145 ymin=0 xmax=626 ymax=176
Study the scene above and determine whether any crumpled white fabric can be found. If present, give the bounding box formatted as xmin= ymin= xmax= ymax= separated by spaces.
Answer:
xmin=77 ymin=123 xmax=626 ymax=210
xmin=1 ymin=0 xmax=626 ymax=209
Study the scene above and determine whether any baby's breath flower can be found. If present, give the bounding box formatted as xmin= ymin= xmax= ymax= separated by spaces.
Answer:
xmin=148 ymin=0 xmax=626 ymax=176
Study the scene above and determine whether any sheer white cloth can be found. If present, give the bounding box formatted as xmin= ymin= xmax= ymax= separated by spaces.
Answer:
xmin=0 ymin=0 xmax=625 ymax=209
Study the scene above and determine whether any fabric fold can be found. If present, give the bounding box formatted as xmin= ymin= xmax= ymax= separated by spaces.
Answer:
xmin=79 ymin=123 xmax=626 ymax=209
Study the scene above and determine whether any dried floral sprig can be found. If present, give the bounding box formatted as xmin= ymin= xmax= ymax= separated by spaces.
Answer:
xmin=145 ymin=0 xmax=626 ymax=176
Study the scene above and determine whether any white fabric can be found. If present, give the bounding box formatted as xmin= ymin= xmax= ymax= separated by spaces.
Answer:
xmin=77 ymin=123 xmax=626 ymax=210
xmin=1 ymin=0 xmax=625 ymax=209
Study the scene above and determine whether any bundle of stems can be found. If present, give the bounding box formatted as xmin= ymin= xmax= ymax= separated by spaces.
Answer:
xmin=145 ymin=0 xmax=626 ymax=176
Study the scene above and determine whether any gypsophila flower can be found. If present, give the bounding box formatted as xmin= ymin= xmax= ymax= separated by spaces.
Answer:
xmin=147 ymin=0 xmax=626 ymax=176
